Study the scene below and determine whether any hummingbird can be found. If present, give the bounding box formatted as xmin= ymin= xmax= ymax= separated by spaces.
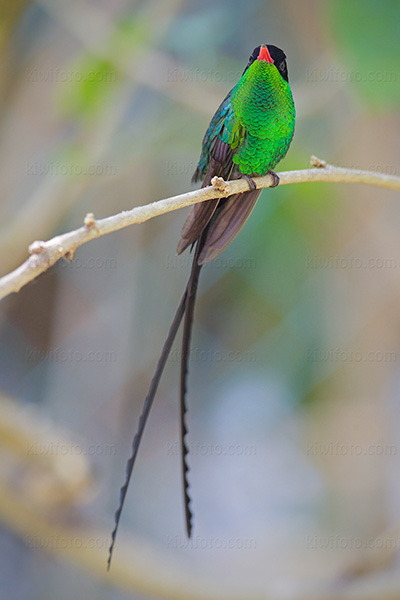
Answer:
xmin=108 ymin=44 xmax=295 ymax=567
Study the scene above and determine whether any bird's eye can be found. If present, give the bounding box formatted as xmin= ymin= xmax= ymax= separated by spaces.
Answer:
xmin=279 ymin=60 xmax=286 ymax=71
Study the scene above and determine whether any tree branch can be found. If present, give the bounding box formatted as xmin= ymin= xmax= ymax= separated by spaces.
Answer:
xmin=0 ymin=156 xmax=399 ymax=302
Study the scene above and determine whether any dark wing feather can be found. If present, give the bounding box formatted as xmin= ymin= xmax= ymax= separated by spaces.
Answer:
xmin=192 ymin=91 xmax=234 ymax=183
xmin=178 ymin=74 xmax=251 ymax=256
xmin=198 ymin=189 xmax=262 ymax=264
xmin=177 ymin=139 xmax=234 ymax=255
xmin=176 ymin=198 xmax=219 ymax=256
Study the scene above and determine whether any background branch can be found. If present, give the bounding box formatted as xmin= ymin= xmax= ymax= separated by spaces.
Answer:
xmin=0 ymin=157 xmax=399 ymax=302
xmin=1 ymin=390 xmax=399 ymax=600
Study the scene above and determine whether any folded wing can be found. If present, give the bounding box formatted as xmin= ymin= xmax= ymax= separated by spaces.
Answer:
xmin=198 ymin=189 xmax=261 ymax=264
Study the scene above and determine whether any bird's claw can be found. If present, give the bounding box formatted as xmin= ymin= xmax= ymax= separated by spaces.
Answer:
xmin=267 ymin=170 xmax=280 ymax=188
xmin=243 ymin=174 xmax=257 ymax=191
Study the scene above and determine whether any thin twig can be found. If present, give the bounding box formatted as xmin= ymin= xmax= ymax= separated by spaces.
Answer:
xmin=0 ymin=157 xmax=399 ymax=302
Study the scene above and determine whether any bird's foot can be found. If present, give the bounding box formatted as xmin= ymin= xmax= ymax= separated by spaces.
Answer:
xmin=242 ymin=174 xmax=257 ymax=191
xmin=267 ymin=170 xmax=280 ymax=188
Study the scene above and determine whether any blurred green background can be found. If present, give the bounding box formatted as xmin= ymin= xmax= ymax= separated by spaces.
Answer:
xmin=0 ymin=1 xmax=400 ymax=599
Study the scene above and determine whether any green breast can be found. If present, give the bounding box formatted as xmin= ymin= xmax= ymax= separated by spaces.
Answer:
xmin=229 ymin=60 xmax=295 ymax=176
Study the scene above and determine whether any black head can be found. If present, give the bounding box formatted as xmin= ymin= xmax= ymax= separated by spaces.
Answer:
xmin=243 ymin=44 xmax=289 ymax=83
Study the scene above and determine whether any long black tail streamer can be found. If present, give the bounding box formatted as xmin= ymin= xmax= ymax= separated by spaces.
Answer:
xmin=180 ymin=243 xmax=203 ymax=537
xmin=107 ymin=287 xmax=188 ymax=569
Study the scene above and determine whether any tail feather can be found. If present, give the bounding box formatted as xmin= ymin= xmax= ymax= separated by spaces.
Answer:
xmin=180 ymin=241 xmax=203 ymax=537
xmin=108 ymin=287 xmax=188 ymax=570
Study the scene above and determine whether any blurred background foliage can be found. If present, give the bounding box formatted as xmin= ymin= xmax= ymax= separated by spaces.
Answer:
xmin=0 ymin=1 xmax=399 ymax=599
